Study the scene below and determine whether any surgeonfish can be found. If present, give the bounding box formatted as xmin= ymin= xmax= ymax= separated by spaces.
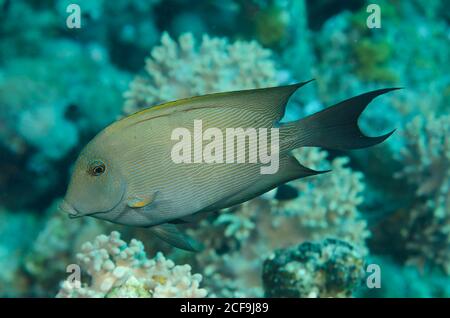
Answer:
xmin=60 ymin=81 xmax=399 ymax=251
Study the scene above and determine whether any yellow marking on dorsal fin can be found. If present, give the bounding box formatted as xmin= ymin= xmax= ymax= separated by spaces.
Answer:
xmin=126 ymin=91 xmax=233 ymax=119
xmin=100 ymin=81 xmax=314 ymax=137
xmin=126 ymin=81 xmax=314 ymax=121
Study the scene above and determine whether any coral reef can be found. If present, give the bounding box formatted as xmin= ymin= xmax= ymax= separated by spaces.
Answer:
xmin=23 ymin=199 xmax=108 ymax=296
xmin=0 ymin=0 xmax=448 ymax=299
xmin=182 ymin=148 xmax=370 ymax=297
xmin=359 ymin=256 xmax=450 ymax=298
xmin=262 ymin=238 xmax=365 ymax=297
xmin=0 ymin=41 xmax=129 ymax=209
xmin=394 ymin=114 xmax=450 ymax=273
xmin=123 ymin=32 xmax=278 ymax=114
xmin=311 ymin=0 xmax=449 ymax=144
xmin=56 ymin=231 xmax=207 ymax=298
xmin=57 ymin=0 xmax=161 ymax=70
xmin=0 ymin=207 xmax=40 ymax=297
xmin=273 ymin=148 xmax=370 ymax=251
xmin=117 ymin=30 xmax=371 ymax=297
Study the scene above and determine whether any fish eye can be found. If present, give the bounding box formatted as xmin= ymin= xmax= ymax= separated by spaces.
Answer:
xmin=88 ymin=160 xmax=106 ymax=176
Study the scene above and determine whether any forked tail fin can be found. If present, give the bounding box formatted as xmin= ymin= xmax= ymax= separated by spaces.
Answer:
xmin=280 ymin=88 xmax=401 ymax=152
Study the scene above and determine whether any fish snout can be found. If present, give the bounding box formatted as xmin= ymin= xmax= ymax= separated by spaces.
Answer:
xmin=59 ymin=200 xmax=82 ymax=218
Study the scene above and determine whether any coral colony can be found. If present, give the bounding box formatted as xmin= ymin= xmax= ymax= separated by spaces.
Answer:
xmin=57 ymin=232 xmax=207 ymax=298
xmin=0 ymin=0 xmax=449 ymax=297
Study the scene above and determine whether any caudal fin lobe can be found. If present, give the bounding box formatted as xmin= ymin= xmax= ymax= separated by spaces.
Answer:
xmin=280 ymin=88 xmax=401 ymax=152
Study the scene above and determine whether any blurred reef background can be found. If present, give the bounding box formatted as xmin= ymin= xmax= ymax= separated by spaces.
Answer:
xmin=0 ymin=0 xmax=449 ymax=297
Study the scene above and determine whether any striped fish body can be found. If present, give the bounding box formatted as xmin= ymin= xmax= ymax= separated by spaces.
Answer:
xmin=96 ymin=100 xmax=282 ymax=226
xmin=61 ymin=81 xmax=397 ymax=249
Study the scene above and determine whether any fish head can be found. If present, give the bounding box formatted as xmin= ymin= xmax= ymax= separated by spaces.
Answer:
xmin=60 ymin=140 xmax=126 ymax=219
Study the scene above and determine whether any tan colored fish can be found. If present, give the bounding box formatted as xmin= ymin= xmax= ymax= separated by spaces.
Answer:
xmin=60 ymin=81 xmax=398 ymax=251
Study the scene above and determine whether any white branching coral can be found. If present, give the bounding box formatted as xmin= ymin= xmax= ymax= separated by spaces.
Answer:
xmin=24 ymin=199 xmax=107 ymax=296
xmin=123 ymin=32 xmax=278 ymax=114
xmin=186 ymin=148 xmax=370 ymax=297
xmin=56 ymin=231 xmax=207 ymax=298
xmin=395 ymin=114 xmax=450 ymax=273
xmin=274 ymin=147 xmax=370 ymax=250
xmin=214 ymin=202 xmax=257 ymax=243
xmin=396 ymin=115 xmax=450 ymax=205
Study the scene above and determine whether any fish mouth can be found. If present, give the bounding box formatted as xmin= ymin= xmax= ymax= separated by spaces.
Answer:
xmin=59 ymin=199 xmax=83 ymax=218
xmin=60 ymin=191 xmax=125 ymax=220
xmin=59 ymin=199 xmax=117 ymax=219
xmin=59 ymin=185 xmax=126 ymax=220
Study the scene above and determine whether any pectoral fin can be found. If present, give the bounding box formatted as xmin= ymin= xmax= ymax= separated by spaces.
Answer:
xmin=127 ymin=192 xmax=158 ymax=208
xmin=149 ymin=223 xmax=203 ymax=252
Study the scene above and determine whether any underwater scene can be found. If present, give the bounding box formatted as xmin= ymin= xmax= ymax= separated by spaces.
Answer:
xmin=0 ymin=0 xmax=449 ymax=298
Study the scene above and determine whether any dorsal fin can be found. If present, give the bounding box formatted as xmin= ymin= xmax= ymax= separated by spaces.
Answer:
xmin=127 ymin=80 xmax=315 ymax=122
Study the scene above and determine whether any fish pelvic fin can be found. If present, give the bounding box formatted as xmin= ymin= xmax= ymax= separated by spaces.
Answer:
xmin=149 ymin=223 xmax=203 ymax=252
xmin=280 ymin=88 xmax=401 ymax=152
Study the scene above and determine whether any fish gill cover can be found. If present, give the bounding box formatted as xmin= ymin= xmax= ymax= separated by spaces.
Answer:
xmin=0 ymin=0 xmax=448 ymax=298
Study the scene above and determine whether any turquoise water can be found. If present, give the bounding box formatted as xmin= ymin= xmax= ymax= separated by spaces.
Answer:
xmin=0 ymin=0 xmax=449 ymax=297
